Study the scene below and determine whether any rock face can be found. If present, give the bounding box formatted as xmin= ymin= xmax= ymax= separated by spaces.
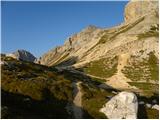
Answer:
xmin=6 ymin=50 xmax=36 ymax=62
xmin=39 ymin=0 xmax=158 ymax=67
xmin=39 ymin=25 xmax=101 ymax=66
xmin=100 ymin=91 xmax=138 ymax=119
xmin=124 ymin=0 xmax=158 ymax=23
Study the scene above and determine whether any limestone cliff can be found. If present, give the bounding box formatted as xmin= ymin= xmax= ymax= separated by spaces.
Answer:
xmin=40 ymin=0 xmax=158 ymax=67
xmin=39 ymin=0 xmax=159 ymax=90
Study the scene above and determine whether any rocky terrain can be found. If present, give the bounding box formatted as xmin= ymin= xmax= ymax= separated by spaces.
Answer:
xmin=1 ymin=0 xmax=159 ymax=119
xmin=6 ymin=49 xmax=36 ymax=62
xmin=39 ymin=0 xmax=159 ymax=95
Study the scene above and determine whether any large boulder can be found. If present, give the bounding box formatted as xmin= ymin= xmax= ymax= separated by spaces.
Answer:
xmin=6 ymin=49 xmax=36 ymax=62
xmin=100 ymin=91 xmax=138 ymax=119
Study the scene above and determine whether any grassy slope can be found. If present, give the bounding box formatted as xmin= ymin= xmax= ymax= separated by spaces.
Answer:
xmin=1 ymin=55 xmax=159 ymax=119
xmin=1 ymin=56 xmax=73 ymax=118
xmin=80 ymin=83 xmax=115 ymax=119
xmin=83 ymin=56 xmax=118 ymax=79
xmin=122 ymin=52 xmax=159 ymax=96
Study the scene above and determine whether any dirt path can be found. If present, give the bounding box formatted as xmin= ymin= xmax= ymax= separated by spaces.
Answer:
xmin=106 ymin=53 xmax=138 ymax=90
xmin=73 ymin=82 xmax=83 ymax=118
xmin=66 ymin=81 xmax=83 ymax=118
xmin=57 ymin=57 xmax=138 ymax=90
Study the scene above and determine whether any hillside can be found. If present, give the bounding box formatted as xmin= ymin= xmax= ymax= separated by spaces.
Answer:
xmin=1 ymin=55 xmax=159 ymax=119
xmin=39 ymin=0 xmax=159 ymax=92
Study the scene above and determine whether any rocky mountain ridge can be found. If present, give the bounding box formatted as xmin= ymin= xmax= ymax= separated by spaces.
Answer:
xmin=39 ymin=0 xmax=158 ymax=68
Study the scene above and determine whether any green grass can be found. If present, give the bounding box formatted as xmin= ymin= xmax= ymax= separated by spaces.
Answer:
xmin=148 ymin=52 xmax=159 ymax=81
xmin=1 ymin=56 xmax=73 ymax=101
xmin=80 ymin=83 xmax=114 ymax=118
xmin=91 ymin=77 xmax=106 ymax=83
xmin=83 ymin=56 xmax=118 ymax=78
xmin=122 ymin=51 xmax=159 ymax=82
xmin=1 ymin=56 xmax=74 ymax=118
xmin=146 ymin=108 xmax=159 ymax=119
xmin=128 ymin=82 xmax=158 ymax=97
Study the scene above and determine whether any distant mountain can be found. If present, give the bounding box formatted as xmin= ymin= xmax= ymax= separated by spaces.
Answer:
xmin=6 ymin=49 xmax=36 ymax=62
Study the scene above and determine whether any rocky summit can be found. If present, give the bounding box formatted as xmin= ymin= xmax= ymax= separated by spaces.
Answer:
xmin=6 ymin=49 xmax=36 ymax=62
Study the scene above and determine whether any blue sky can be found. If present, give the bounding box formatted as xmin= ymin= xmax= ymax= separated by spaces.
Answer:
xmin=2 ymin=1 xmax=128 ymax=57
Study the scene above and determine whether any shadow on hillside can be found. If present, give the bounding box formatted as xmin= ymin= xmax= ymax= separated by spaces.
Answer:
xmin=57 ymin=65 xmax=117 ymax=91
xmin=137 ymin=93 xmax=159 ymax=119
xmin=55 ymin=56 xmax=78 ymax=67
xmin=1 ymin=89 xmax=92 ymax=119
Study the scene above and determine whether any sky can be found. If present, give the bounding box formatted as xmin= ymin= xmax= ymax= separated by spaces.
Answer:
xmin=2 ymin=1 xmax=128 ymax=57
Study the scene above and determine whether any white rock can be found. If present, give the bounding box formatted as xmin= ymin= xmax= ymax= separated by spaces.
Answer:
xmin=23 ymin=98 xmax=30 ymax=102
xmin=0 ymin=61 xmax=8 ymax=65
xmin=146 ymin=103 xmax=152 ymax=108
xmin=139 ymin=101 xmax=145 ymax=105
xmin=152 ymin=104 xmax=159 ymax=110
xmin=0 ymin=61 xmax=5 ymax=65
xmin=112 ymin=91 xmax=118 ymax=94
xmin=100 ymin=91 xmax=138 ymax=119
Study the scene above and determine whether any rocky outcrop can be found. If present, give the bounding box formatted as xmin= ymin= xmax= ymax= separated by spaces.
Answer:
xmin=39 ymin=25 xmax=101 ymax=66
xmin=100 ymin=91 xmax=138 ymax=119
xmin=124 ymin=0 xmax=158 ymax=23
xmin=6 ymin=50 xmax=36 ymax=62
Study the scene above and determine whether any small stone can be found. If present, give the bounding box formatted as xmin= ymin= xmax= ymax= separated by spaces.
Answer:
xmin=146 ymin=103 xmax=152 ymax=108
xmin=23 ymin=98 xmax=30 ymax=102
xmin=112 ymin=91 xmax=118 ymax=94
xmin=139 ymin=101 xmax=145 ymax=105
xmin=152 ymin=104 xmax=159 ymax=110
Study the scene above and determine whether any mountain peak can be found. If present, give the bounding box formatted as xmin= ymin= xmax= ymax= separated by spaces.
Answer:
xmin=82 ymin=25 xmax=99 ymax=32
xmin=124 ymin=0 xmax=158 ymax=23
xmin=7 ymin=49 xmax=36 ymax=62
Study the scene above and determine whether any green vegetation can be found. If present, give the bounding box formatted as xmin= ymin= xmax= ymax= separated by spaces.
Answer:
xmin=128 ymin=82 xmax=158 ymax=97
xmin=146 ymin=108 xmax=159 ymax=119
xmin=91 ymin=77 xmax=106 ymax=83
xmin=2 ymin=55 xmax=159 ymax=119
xmin=83 ymin=56 xmax=118 ymax=78
xmin=122 ymin=52 xmax=159 ymax=82
xmin=1 ymin=56 xmax=73 ymax=101
xmin=80 ymin=83 xmax=114 ymax=118
xmin=148 ymin=52 xmax=159 ymax=81
xmin=1 ymin=56 xmax=74 ymax=118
